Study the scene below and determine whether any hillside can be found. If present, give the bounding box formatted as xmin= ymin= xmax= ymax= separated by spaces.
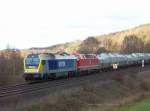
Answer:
xmin=28 ymin=40 xmax=81 ymax=54
xmin=96 ymin=24 xmax=150 ymax=52
xmin=27 ymin=23 xmax=150 ymax=54
xmin=97 ymin=24 xmax=150 ymax=43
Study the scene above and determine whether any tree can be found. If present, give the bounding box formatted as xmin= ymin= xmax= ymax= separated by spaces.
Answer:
xmin=102 ymin=38 xmax=113 ymax=51
xmin=96 ymin=47 xmax=108 ymax=54
xmin=121 ymin=35 xmax=144 ymax=53
xmin=0 ymin=46 xmax=23 ymax=85
xmin=78 ymin=37 xmax=99 ymax=54
xmin=144 ymin=42 xmax=150 ymax=52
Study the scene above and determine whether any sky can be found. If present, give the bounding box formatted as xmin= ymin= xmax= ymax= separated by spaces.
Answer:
xmin=0 ymin=0 xmax=150 ymax=50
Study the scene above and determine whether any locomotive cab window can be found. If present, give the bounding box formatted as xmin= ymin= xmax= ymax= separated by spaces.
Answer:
xmin=25 ymin=54 xmax=40 ymax=68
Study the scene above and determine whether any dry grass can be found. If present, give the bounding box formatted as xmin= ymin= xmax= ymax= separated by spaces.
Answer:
xmin=2 ymin=69 xmax=150 ymax=111
xmin=15 ymin=80 xmax=140 ymax=111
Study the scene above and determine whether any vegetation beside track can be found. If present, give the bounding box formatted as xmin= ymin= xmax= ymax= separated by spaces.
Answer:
xmin=13 ymin=69 xmax=150 ymax=111
xmin=116 ymin=97 xmax=150 ymax=111
xmin=0 ymin=49 xmax=24 ymax=86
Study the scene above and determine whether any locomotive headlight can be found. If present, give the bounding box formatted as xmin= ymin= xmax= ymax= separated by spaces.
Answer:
xmin=25 ymin=70 xmax=28 ymax=73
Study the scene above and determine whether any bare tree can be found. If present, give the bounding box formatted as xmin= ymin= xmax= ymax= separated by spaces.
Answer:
xmin=121 ymin=35 xmax=144 ymax=53
xmin=78 ymin=37 xmax=99 ymax=54
xmin=103 ymin=38 xmax=112 ymax=51
xmin=0 ymin=47 xmax=23 ymax=85
xmin=144 ymin=42 xmax=150 ymax=52
xmin=96 ymin=47 xmax=108 ymax=54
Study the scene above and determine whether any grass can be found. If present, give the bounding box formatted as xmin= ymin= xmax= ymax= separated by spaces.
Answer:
xmin=116 ymin=97 xmax=150 ymax=111
xmin=16 ymin=81 xmax=130 ymax=111
xmin=3 ymin=69 xmax=150 ymax=111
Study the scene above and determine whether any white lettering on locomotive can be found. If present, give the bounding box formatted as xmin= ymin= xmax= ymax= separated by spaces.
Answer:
xmin=58 ymin=61 xmax=66 ymax=67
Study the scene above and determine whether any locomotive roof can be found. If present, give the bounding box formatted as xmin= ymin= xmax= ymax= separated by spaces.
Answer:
xmin=39 ymin=53 xmax=77 ymax=60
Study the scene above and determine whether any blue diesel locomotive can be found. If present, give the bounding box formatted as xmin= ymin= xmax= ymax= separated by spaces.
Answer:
xmin=24 ymin=53 xmax=77 ymax=80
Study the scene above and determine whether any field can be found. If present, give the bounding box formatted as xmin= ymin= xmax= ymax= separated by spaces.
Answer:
xmin=1 ymin=66 xmax=150 ymax=111
xmin=116 ymin=97 xmax=150 ymax=111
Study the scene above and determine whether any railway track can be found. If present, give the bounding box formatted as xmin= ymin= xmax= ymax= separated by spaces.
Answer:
xmin=0 ymin=65 xmax=149 ymax=99
xmin=0 ymin=74 xmax=110 ymax=98
xmin=0 ymin=80 xmax=48 ymax=93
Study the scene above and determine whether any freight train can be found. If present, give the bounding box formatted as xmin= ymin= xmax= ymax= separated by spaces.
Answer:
xmin=23 ymin=52 xmax=150 ymax=80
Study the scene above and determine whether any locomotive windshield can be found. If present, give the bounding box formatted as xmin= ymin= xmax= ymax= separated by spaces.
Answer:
xmin=25 ymin=54 xmax=40 ymax=68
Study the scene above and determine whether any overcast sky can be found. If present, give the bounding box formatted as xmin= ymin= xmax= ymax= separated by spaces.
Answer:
xmin=0 ymin=0 xmax=150 ymax=49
